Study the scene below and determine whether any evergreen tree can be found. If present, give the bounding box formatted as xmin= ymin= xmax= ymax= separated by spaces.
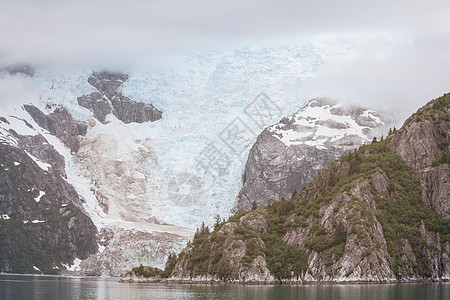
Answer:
xmin=292 ymin=189 xmax=297 ymax=199
xmin=200 ymin=221 xmax=206 ymax=234
xmin=214 ymin=214 xmax=221 ymax=230
xmin=372 ymin=136 xmax=377 ymax=144
xmin=252 ymin=200 xmax=258 ymax=210
xmin=194 ymin=227 xmax=199 ymax=239
xmin=162 ymin=253 xmax=177 ymax=278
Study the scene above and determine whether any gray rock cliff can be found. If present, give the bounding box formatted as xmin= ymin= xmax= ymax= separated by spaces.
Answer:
xmin=23 ymin=104 xmax=87 ymax=153
xmin=234 ymin=98 xmax=394 ymax=212
xmin=0 ymin=139 xmax=97 ymax=274
xmin=77 ymin=71 xmax=162 ymax=124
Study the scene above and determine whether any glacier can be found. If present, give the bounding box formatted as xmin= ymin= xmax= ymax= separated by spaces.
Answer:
xmin=28 ymin=42 xmax=331 ymax=230
xmin=0 ymin=40 xmax=363 ymax=273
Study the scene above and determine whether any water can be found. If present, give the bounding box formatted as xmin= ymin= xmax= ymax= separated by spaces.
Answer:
xmin=0 ymin=275 xmax=448 ymax=300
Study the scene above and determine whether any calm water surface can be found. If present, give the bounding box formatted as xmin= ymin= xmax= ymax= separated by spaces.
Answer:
xmin=0 ymin=274 xmax=448 ymax=300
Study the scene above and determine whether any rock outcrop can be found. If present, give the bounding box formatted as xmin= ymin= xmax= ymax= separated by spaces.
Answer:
xmin=23 ymin=104 xmax=87 ymax=153
xmin=388 ymin=98 xmax=450 ymax=219
xmin=234 ymin=98 xmax=394 ymax=212
xmin=0 ymin=139 xmax=97 ymax=274
xmin=0 ymin=64 xmax=35 ymax=77
xmin=170 ymin=94 xmax=449 ymax=283
xmin=77 ymin=71 xmax=162 ymax=124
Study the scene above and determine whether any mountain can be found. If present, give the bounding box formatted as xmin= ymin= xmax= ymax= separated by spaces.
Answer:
xmin=233 ymin=98 xmax=395 ymax=212
xmin=0 ymin=105 xmax=97 ymax=274
xmin=0 ymin=42 xmax=333 ymax=275
xmin=163 ymin=94 xmax=449 ymax=283
xmin=0 ymin=42 xmax=408 ymax=276
xmin=0 ymin=70 xmax=191 ymax=275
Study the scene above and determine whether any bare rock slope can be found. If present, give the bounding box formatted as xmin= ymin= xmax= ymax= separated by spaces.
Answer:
xmin=77 ymin=71 xmax=162 ymax=124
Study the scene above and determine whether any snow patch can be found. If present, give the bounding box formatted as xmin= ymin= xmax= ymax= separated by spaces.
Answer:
xmin=4 ymin=116 xmax=37 ymax=137
xmin=362 ymin=110 xmax=383 ymax=124
xmin=63 ymin=258 xmax=82 ymax=272
xmin=31 ymin=220 xmax=45 ymax=223
xmin=14 ymin=162 xmax=20 ymax=166
xmin=33 ymin=266 xmax=41 ymax=272
xmin=24 ymin=151 xmax=51 ymax=171
xmin=35 ymin=191 xmax=45 ymax=202
xmin=1 ymin=214 xmax=10 ymax=220
xmin=268 ymin=102 xmax=378 ymax=148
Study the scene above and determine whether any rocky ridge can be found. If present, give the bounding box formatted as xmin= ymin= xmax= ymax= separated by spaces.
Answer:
xmin=167 ymin=94 xmax=449 ymax=283
xmin=0 ymin=130 xmax=97 ymax=273
xmin=234 ymin=98 xmax=395 ymax=212
xmin=77 ymin=71 xmax=162 ymax=124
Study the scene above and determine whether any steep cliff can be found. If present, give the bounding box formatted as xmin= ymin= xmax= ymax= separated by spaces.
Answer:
xmin=169 ymin=94 xmax=449 ymax=283
xmin=0 ymin=136 xmax=97 ymax=274
xmin=23 ymin=104 xmax=87 ymax=153
xmin=77 ymin=71 xmax=162 ymax=124
xmin=234 ymin=99 xmax=394 ymax=212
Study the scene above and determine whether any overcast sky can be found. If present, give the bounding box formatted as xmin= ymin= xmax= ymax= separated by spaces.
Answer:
xmin=0 ymin=0 xmax=449 ymax=116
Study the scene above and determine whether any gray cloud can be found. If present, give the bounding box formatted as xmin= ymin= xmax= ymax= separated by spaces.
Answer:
xmin=0 ymin=0 xmax=448 ymax=66
xmin=0 ymin=0 xmax=448 ymax=117
xmin=0 ymin=74 xmax=36 ymax=108
xmin=305 ymin=33 xmax=450 ymax=121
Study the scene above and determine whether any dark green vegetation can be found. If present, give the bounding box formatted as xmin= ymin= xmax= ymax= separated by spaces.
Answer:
xmin=126 ymin=253 xmax=178 ymax=279
xmin=0 ymin=144 xmax=97 ymax=274
xmin=411 ymin=93 xmax=449 ymax=124
xmin=178 ymin=220 xmax=232 ymax=279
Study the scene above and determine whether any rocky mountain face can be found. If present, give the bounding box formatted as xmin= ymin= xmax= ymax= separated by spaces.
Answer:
xmin=0 ymin=70 xmax=188 ymax=276
xmin=0 ymin=43 xmax=378 ymax=277
xmin=23 ymin=104 xmax=88 ymax=153
xmin=169 ymin=94 xmax=449 ymax=283
xmin=0 ymin=128 xmax=97 ymax=274
xmin=77 ymin=71 xmax=162 ymax=124
xmin=234 ymin=98 xmax=394 ymax=212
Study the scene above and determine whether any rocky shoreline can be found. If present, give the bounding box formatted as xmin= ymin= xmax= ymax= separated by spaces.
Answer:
xmin=119 ymin=272 xmax=450 ymax=284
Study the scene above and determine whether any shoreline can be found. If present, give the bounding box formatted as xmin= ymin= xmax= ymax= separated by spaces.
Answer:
xmin=0 ymin=273 xmax=119 ymax=279
xmin=2 ymin=273 xmax=448 ymax=285
xmin=118 ymin=277 xmax=450 ymax=285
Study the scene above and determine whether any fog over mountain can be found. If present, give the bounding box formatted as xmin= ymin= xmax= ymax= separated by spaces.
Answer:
xmin=1 ymin=1 xmax=449 ymax=118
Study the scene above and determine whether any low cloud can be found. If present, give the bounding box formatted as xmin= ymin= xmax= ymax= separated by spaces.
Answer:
xmin=305 ymin=33 xmax=450 ymax=120
xmin=0 ymin=0 xmax=448 ymax=118
xmin=0 ymin=74 xmax=37 ymax=111
xmin=0 ymin=0 xmax=448 ymax=67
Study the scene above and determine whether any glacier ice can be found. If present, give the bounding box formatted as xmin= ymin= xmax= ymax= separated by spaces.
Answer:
xmin=0 ymin=40 xmax=360 ymax=273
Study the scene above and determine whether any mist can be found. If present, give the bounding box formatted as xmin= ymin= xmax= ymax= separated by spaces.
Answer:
xmin=0 ymin=0 xmax=449 ymax=116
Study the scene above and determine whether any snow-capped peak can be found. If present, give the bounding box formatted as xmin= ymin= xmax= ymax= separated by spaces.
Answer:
xmin=268 ymin=98 xmax=386 ymax=149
